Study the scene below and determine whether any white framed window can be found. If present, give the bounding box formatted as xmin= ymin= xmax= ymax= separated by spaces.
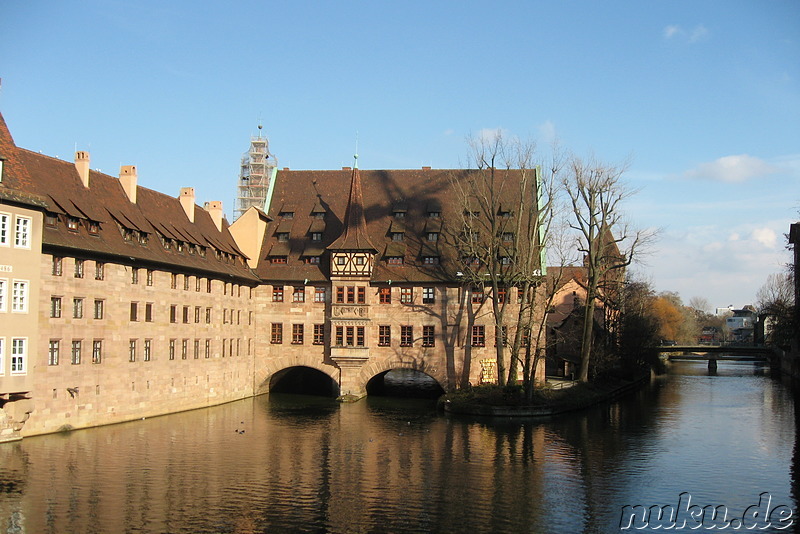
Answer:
xmin=48 ymin=339 xmax=60 ymax=365
xmin=14 ymin=216 xmax=31 ymax=248
xmin=11 ymin=280 xmax=28 ymax=313
xmin=11 ymin=338 xmax=26 ymax=374
xmin=92 ymin=340 xmax=103 ymax=364
xmin=71 ymin=340 xmax=82 ymax=365
xmin=0 ymin=279 xmax=6 ymax=312
xmin=0 ymin=213 xmax=9 ymax=246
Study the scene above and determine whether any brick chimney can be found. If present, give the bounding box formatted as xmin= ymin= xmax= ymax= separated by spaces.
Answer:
xmin=204 ymin=201 xmax=223 ymax=232
xmin=180 ymin=187 xmax=195 ymax=222
xmin=119 ymin=165 xmax=137 ymax=203
xmin=75 ymin=151 xmax=90 ymax=188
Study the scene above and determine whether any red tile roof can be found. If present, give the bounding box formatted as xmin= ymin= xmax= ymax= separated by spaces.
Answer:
xmin=257 ymin=167 xmax=539 ymax=283
xmin=1 ymin=112 xmax=257 ymax=283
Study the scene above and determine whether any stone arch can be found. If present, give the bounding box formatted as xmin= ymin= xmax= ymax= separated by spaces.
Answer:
xmin=255 ymin=355 xmax=340 ymax=395
xmin=356 ymin=357 xmax=449 ymax=394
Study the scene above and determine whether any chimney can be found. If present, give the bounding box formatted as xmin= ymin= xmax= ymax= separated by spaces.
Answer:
xmin=204 ymin=201 xmax=223 ymax=232
xmin=119 ymin=165 xmax=137 ymax=203
xmin=75 ymin=151 xmax=90 ymax=187
xmin=180 ymin=187 xmax=195 ymax=222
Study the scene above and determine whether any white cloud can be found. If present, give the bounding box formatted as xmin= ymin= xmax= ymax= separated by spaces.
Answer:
xmin=663 ymin=24 xmax=710 ymax=43
xmin=689 ymin=25 xmax=709 ymax=43
xmin=663 ymin=25 xmax=681 ymax=39
xmin=752 ymin=227 xmax=777 ymax=248
xmin=443 ymin=129 xmax=455 ymax=136
xmin=683 ymin=154 xmax=780 ymax=183
xmin=477 ymin=127 xmax=507 ymax=143
xmin=537 ymin=120 xmax=557 ymax=143
xmin=649 ymin=220 xmax=789 ymax=307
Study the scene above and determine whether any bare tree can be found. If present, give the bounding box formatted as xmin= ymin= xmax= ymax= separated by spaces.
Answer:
xmin=756 ymin=271 xmax=795 ymax=347
xmin=563 ymin=155 xmax=651 ymax=382
xmin=450 ymin=133 xmax=562 ymax=390
xmin=689 ymin=296 xmax=712 ymax=315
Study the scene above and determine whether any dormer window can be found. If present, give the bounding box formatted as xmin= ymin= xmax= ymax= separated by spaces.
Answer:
xmin=423 ymin=256 xmax=440 ymax=265
xmin=45 ymin=213 xmax=58 ymax=227
xmin=427 ymin=211 xmax=440 ymax=218
xmin=502 ymin=232 xmax=514 ymax=242
xmin=426 ymin=232 xmax=438 ymax=242
xmin=499 ymin=209 xmax=512 ymax=218
xmin=277 ymin=232 xmax=289 ymax=242
xmin=67 ymin=217 xmax=79 ymax=232
xmin=279 ymin=211 xmax=294 ymax=219
xmin=313 ymin=212 xmax=325 ymax=220
xmin=138 ymin=232 xmax=148 ymax=245
xmin=311 ymin=232 xmax=322 ymax=242
xmin=305 ymin=256 xmax=320 ymax=264
xmin=88 ymin=221 xmax=100 ymax=235
xmin=271 ymin=256 xmax=287 ymax=264
xmin=391 ymin=232 xmax=404 ymax=242
xmin=392 ymin=203 xmax=408 ymax=219
xmin=176 ymin=241 xmax=184 ymax=252
xmin=387 ymin=256 xmax=403 ymax=265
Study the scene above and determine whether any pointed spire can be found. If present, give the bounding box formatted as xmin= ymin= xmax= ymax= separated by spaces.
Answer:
xmin=327 ymin=155 xmax=377 ymax=252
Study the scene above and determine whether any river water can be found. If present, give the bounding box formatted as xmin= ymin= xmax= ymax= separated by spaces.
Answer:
xmin=0 ymin=361 xmax=796 ymax=533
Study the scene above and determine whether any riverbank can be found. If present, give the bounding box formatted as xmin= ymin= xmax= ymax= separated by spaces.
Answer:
xmin=440 ymin=372 xmax=651 ymax=417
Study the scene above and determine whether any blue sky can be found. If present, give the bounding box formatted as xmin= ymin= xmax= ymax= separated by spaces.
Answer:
xmin=1 ymin=1 xmax=798 ymax=308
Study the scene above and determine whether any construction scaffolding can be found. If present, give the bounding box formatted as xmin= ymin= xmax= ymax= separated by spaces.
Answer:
xmin=234 ymin=125 xmax=277 ymax=221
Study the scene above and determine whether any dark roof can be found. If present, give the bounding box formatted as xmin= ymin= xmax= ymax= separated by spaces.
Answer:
xmin=327 ymin=166 xmax=378 ymax=253
xmin=256 ymin=167 xmax=538 ymax=283
xmin=1 ymin=113 xmax=257 ymax=283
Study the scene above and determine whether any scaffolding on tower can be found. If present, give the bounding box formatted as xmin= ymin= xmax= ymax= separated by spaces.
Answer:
xmin=234 ymin=124 xmax=277 ymax=221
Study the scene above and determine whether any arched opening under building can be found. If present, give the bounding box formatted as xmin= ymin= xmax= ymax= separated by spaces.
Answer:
xmin=366 ymin=369 xmax=445 ymax=398
xmin=269 ymin=366 xmax=339 ymax=397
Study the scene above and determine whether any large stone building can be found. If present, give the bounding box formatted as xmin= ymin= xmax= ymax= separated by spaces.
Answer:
xmin=0 ymin=113 xmax=546 ymax=439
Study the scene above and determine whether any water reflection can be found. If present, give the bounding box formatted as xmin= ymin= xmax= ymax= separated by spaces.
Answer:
xmin=0 ymin=360 xmax=795 ymax=533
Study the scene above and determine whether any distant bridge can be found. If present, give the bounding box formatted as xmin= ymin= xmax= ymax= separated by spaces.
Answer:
xmin=656 ymin=345 xmax=775 ymax=363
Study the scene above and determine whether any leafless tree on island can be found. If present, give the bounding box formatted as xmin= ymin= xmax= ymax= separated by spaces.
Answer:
xmin=450 ymin=132 xmax=564 ymax=395
xmin=563 ymin=155 xmax=654 ymax=383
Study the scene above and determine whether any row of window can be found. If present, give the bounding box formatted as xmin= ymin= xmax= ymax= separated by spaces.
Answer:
xmin=50 ymin=297 xmax=104 ymax=319
xmin=47 ymin=211 xmax=241 ymax=266
xmin=168 ymin=305 xmax=252 ymax=326
xmin=49 ymin=297 xmax=251 ymax=326
xmin=0 ymin=279 xmax=28 ymax=313
xmin=0 ymin=213 xmax=31 ymax=249
xmin=0 ymin=337 xmax=27 ymax=375
xmin=51 ymin=257 xmax=250 ymax=297
xmin=270 ymin=285 xmax=524 ymax=305
xmin=47 ymin=337 xmax=250 ymax=365
xmin=267 ymin=323 xmax=526 ymax=348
